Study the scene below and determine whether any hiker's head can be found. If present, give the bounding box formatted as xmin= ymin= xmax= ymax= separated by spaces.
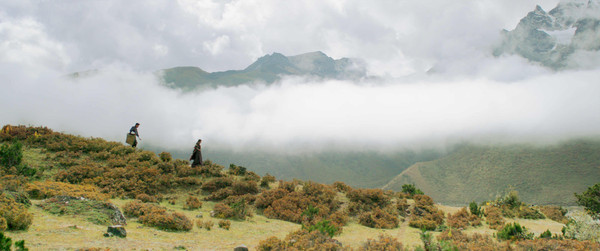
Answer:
xmin=135 ymin=123 xmax=140 ymax=128
xmin=197 ymin=139 xmax=202 ymax=143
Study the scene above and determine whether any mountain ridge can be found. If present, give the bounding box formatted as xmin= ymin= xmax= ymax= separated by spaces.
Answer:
xmin=160 ymin=51 xmax=367 ymax=91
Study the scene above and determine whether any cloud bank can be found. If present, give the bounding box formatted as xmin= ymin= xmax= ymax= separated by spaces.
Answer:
xmin=3 ymin=0 xmax=600 ymax=153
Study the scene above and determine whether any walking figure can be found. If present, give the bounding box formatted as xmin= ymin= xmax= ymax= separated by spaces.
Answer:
xmin=190 ymin=139 xmax=203 ymax=167
xmin=126 ymin=123 xmax=141 ymax=148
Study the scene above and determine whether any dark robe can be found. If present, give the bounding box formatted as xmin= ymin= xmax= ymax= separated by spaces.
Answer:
xmin=190 ymin=142 xmax=202 ymax=166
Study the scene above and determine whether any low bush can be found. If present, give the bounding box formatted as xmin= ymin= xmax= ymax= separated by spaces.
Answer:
xmin=135 ymin=193 xmax=157 ymax=203
xmin=332 ymin=181 xmax=351 ymax=193
xmin=197 ymin=219 xmax=214 ymax=230
xmin=184 ymin=196 xmax=202 ymax=210
xmin=25 ymin=181 xmax=108 ymax=201
xmin=518 ymin=206 xmax=545 ymax=220
xmin=347 ymin=188 xmax=391 ymax=216
xmin=218 ymin=219 xmax=231 ymax=230
xmin=201 ymin=177 xmax=233 ymax=193
xmin=562 ymin=211 xmax=600 ymax=241
xmin=359 ymin=234 xmax=405 ymax=251
xmin=437 ymin=229 xmax=497 ymax=250
xmin=397 ymin=198 xmax=410 ymax=217
xmin=123 ymin=201 xmax=192 ymax=231
xmin=0 ymin=193 xmax=33 ymax=230
xmin=257 ymin=229 xmax=342 ymax=250
xmin=469 ymin=201 xmax=482 ymax=217
xmin=401 ymin=183 xmax=424 ymax=197
xmin=516 ymin=238 xmax=600 ymax=250
xmin=539 ymin=205 xmax=568 ymax=224
xmin=158 ymin=152 xmax=172 ymax=162
xmin=408 ymin=195 xmax=445 ymax=230
xmin=228 ymin=164 xmax=246 ymax=176
xmin=497 ymin=222 xmax=533 ymax=240
xmin=257 ymin=236 xmax=284 ymax=250
xmin=359 ymin=207 xmax=399 ymax=229
xmin=260 ymin=173 xmax=276 ymax=188
xmin=303 ymin=220 xmax=339 ymax=237
xmin=484 ymin=206 xmax=504 ymax=230
xmin=212 ymin=203 xmax=235 ymax=219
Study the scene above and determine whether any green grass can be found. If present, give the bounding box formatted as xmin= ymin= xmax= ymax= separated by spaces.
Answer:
xmin=383 ymin=139 xmax=600 ymax=205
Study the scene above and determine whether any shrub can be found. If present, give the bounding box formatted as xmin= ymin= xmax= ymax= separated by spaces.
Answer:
xmin=437 ymin=229 xmax=497 ymax=250
xmin=332 ymin=181 xmax=351 ymax=193
xmin=135 ymin=193 xmax=157 ymax=203
xmin=0 ymin=141 xmax=23 ymax=168
xmin=497 ymin=222 xmax=533 ymax=240
xmin=539 ymin=205 xmax=568 ymax=224
xmin=257 ymin=237 xmax=284 ymax=250
xmin=359 ymin=234 xmax=405 ymax=251
xmin=260 ymin=173 xmax=276 ymax=188
xmin=303 ymin=220 xmax=339 ymax=237
xmin=218 ymin=219 xmax=231 ymax=230
xmin=197 ymin=220 xmax=213 ymax=230
xmin=201 ymin=177 xmax=233 ymax=193
xmin=562 ymin=211 xmax=600 ymax=241
xmin=469 ymin=201 xmax=482 ymax=217
xmin=283 ymin=229 xmax=342 ymax=249
xmin=184 ymin=196 xmax=202 ymax=210
xmin=484 ymin=206 xmax=504 ymax=230
xmin=158 ymin=152 xmax=172 ymax=162
xmin=0 ymin=232 xmax=28 ymax=251
xmin=140 ymin=211 xmax=193 ymax=231
xmin=539 ymin=229 xmax=552 ymax=239
xmin=516 ymin=238 xmax=600 ymax=250
xmin=212 ymin=203 xmax=235 ymax=219
xmin=408 ymin=195 xmax=445 ymax=230
xmin=0 ymin=217 xmax=6 ymax=231
xmin=255 ymin=188 xmax=288 ymax=209
xmin=228 ymin=164 xmax=246 ymax=176
xmin=401 ymin=183 xmax=424 ymax=197
xmin=0 ymin=193 xmax=33 ymax=230
xmin=518 ymin=206 xmax=545 ymax=220
xmin=25 ymin=181 xmax=108 ymax=201
xmin=575 ymin=183 xmax=600 ymax=220
xmin=359 ymin=207 xmax=399 ymax=229
xmin=447 ymin=207 xmax=470 ymax=229
xmin=347 ymin=188 xmax=391 ymax=216
xmin=231 ymin=180 xmax=259 ymax=195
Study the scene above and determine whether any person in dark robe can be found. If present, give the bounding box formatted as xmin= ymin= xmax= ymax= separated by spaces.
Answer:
xmin=190 ymin=139 xmax=203 ymax=167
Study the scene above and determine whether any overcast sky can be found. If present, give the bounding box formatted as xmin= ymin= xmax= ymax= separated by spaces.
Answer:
xmin=2 ymin=0 xmax=600 ymax=152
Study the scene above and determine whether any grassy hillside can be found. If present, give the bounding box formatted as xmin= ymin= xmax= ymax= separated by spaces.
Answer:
xmin=1 ymin=125 xmax=598 ymax=250
xmin=383 ymin=140 xmax=600 ymax=205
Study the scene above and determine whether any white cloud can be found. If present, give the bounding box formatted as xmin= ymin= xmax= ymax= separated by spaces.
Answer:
xmin=1 ymin=0 xmax=598 ymax=154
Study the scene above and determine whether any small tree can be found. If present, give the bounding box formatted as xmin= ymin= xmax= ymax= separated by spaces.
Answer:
xmin=469 ymin=201 xmax=482 ymax=217
xmin=401 ymin=184 xmax=424 ymax=196
xmin=0 ymin=141 xmax=23 ymax=167
xmin=575 ymin=183 xmax=600 ymax=220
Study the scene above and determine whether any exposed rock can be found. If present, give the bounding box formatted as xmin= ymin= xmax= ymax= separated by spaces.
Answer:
xmin=105 ymin=225 xmax=126 ymax=238
xmin=495 ymin=0 xmax=600 ymax=69
xmin=233 ymin=244 xmax=248 ymax=251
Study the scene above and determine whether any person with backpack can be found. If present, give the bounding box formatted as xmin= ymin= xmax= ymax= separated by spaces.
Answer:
xmin=127 ymin=123 xmax=141 ymax=148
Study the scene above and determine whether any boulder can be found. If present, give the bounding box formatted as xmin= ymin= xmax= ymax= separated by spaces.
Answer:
xmin=233 ymin=245 xmax=248 ymax=251
xmin=106 ymin=225 xmax=127 ymax=238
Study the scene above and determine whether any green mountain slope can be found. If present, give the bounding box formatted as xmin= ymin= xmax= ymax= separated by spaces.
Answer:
xmin=159 ymin=51 xmax=366 ymax=91
xmin=382 ymin=139 xmax=600 ymax=206
xmin=165 ymin=149 xmax=444 ymax=188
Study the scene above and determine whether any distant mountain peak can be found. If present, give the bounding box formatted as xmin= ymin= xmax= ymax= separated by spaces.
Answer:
xmin=494 ymin=1 xmax=600 ymax=69
xmin=160 ymin=51 xmax=367 ymax=91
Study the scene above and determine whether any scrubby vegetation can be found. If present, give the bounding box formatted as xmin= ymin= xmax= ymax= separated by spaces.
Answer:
xmin=2 ymin=124 xmax=600 ymax=250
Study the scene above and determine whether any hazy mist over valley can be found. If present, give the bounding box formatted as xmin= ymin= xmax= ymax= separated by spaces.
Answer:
xmin=2 ymin=0 xmax=600 ymax=193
